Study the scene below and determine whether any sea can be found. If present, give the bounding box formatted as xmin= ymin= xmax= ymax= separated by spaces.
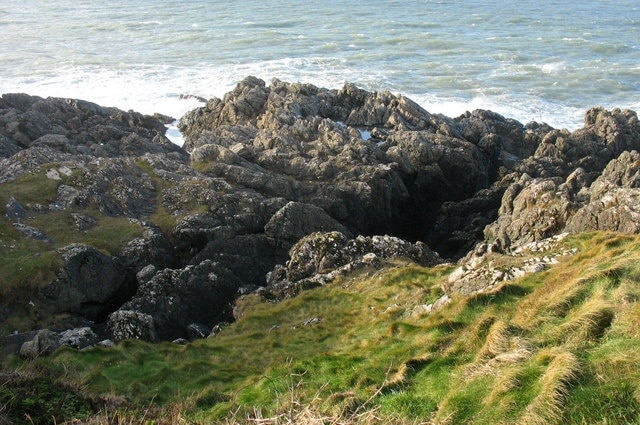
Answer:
xmin=1 ymin=0 xmax=639 ymax=145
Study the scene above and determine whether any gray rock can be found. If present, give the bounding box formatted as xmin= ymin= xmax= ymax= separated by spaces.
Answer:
xmin=119 ymin=260 xmax=240 ymax=341
xmin=264 ymin=201 xmax=353 ymax=243
xmin=106 ymin=310 xmax=157 ymax=343
xmin=119 ymin=222 xmax=176 ymax=272
xmin=42 ymin=244 xmax=136 ymax=322
xmin=5 ymin=196 xmax=26 ymax=220
xmin=70 ymin=213 xmax=96 ymax=231
xmin=266 ymin=231 xmax=442 ymax=299
xmin=0 ymin=133 xmax=21 ymax=158
xmin=0 ymin=92 xmax=188 ymax=158
xmin=58 ymin=327 xmax=100 ymax=349
xmin=187 ymin=323 xmax=211 ymax=339
xmin=2 ymin=331 xmax=38 ymax=356
xmin=567 ymin=150 xmax=640 ymax=233
xmin=19 ymin=329 xmax=60 ymax=359
xmin=12 ymin=223 xmax=53 ymax=244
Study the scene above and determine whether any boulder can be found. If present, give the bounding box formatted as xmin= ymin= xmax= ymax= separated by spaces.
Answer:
xmin=57 ymin=327 xmax=100 ymax=349
xmin=264 ymin=201 xmax=353 ymax=243
xmin=567 ymin=150 xmax=640 ymax=233
xmin=19 ymin=329 xmax=60 ymax=359
xmin=119 ymin=222 xmax=176 ymax=272
xmin=118 ymin=260 xmax=241 ymax=341
xmin=41 ymin=244 xmax=136 ymax=322
xmin=4 ymin=196 xmax=26 ymax=220
xmin=106 ymin=310 xmax=157 ymax=343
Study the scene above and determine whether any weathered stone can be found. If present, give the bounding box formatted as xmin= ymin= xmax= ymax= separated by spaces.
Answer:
xmin=70 ymin=213 xmax=96 ymax=231
xmin=264 ymin=201 xmax=353 ymax=243
xmin=5 ymin=196 xmax=26 ymax=220
xmin=119 ymin=260 xmax=240 ymax=341
xmin=266 ymin=231 xmax=442 ymax=299
xmin=42 ymin=244 xmax=136 ymax=322
xmin=12 ymin=223 xmax=53 ymax=243
xmin=106 ymin=310 xmax=157 ymax=343
xmin=19 ymin=329 xmax=60 ymax=359
xmin=58 ymin=327 xmax=100 ymax=349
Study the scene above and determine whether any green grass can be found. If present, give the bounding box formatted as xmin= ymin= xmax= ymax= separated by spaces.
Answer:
xmin=4 ymin=232 xmax=640 ymax=424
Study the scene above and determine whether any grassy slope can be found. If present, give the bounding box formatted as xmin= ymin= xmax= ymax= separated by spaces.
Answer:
xmin=12 ymin=231 xmax=639 ymax=424
xmin=0 ymin=167 xmax=147 ymax=335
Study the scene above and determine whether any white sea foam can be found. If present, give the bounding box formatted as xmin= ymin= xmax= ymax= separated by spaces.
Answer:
xmin=1 ymin=0 xmax=638 ymax=140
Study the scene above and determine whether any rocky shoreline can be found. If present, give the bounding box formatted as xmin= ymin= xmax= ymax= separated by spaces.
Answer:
xmin=2 ymin=77 xmax=639 ymax=357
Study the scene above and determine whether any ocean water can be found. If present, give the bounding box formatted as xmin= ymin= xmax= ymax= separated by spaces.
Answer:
xmin=1 ymin=0 xmax=639 ymax=138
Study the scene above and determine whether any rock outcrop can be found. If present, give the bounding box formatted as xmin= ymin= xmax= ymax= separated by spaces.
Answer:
xmin=1 ymin=80 xmax=640 ymax=353
xmin=264 ymin=231 xmax=443 ymax=300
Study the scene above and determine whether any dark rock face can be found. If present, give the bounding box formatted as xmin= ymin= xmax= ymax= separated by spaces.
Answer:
xmin=42 ymin=244 xmax=137 ymax=322
xmin=2 ymin=81 xmax=640 ymax=350
xmin=118 ymin=260 xmax=240 ymax=341
xmin=0 ymin=93 xmax=184 ymax=157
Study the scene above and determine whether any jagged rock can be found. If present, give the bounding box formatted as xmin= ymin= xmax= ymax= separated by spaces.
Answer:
xmin=41 ymin=244 xmax=136 ymax=322
xmin=58 ymin=327 xmax=100 ymax=349
xmin=428 ymin=186 xmax=505 ymax=259
xmin=119 ymin=222 xmax=176 ymax=272
xmin=265 ymin=232 xmax=442 ymax=299
xmin=118 ymin=260 xmax=240 ymax=341
xmin=179 ymin=77 xmax=503 ymax=246
xmin=187 ymin=323 xmax=211 ymax=339
xmin=106 ymin=310 xmax=157 ymax=343
xmin=190 ymin=234 xmax=285 ymax=286
xmin=12 ymin=223 xmax=53 ymax=243
xmin=70 ymin=213 xmax=96 ymax=231
xmin=3 ymin=82 xmax=640 ymax=345
xmin=0 ymin=92 xmax=187 ymax=158
xmin=567 ymin=150 xmax=640 ymax=233
xmin=447 ymin=233 xmax=576 ymax=295
xmin=483 ymin=174 xmax=576 ymax=251
xmin=0 ymin=133 xmax=21 ymax=158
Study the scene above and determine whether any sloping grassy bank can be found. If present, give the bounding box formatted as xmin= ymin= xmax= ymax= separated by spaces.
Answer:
xmin=4 ymin=232 xmax=640 ymax=424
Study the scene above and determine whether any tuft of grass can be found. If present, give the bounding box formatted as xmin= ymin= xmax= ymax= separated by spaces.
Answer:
xmin=518 ymin=351 xmax=581 ymax=425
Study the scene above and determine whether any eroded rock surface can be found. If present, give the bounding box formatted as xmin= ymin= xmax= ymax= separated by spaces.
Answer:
xmin=2 ymin=81 xmax=640 ymax=352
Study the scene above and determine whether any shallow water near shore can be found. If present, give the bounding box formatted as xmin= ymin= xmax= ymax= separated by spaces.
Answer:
xmin=1 ymin=0 xmax=639 ymax=131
